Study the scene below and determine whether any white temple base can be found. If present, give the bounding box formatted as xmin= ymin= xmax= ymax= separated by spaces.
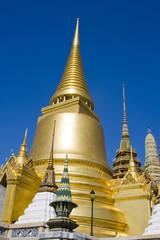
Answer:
xmin=15 ymin=191 xmax=56 ymax=224
xmin=143 ymin=204 xmax=160 ymax=235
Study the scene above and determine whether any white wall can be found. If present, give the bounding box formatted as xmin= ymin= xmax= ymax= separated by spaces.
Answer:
xmin=0 ymin=185 xmax=6 ymax=218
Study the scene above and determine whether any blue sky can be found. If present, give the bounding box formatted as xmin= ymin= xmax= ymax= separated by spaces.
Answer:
xmin=0 ymin=0 xmax=160 ymax=168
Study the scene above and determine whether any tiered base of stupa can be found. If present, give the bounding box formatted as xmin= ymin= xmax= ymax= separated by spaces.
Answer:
xmin=15 ymin=191 xmax=56 ymax=224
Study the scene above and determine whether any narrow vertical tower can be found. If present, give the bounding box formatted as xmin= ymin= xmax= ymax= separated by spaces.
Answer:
xmin=145 ymin=128 xmax=160 ymax=181
xmin=113 ymin=84 xmax=141 ymax=179
xmin=121 ymin=83 xmax=130 ymax=141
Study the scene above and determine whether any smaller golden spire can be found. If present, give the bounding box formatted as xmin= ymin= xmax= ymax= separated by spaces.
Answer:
xmin=128 ymin=146 xmax=139 ymax=181
xmin=122 ymin=84 xmax=129 ymax=137
xmin=120 ymin=84 xmax=131 ymax=152
xmin=22 ymin=128 xmax=27 ymax=145
xmin=38 ymin=120 xmax=58 ymax=194
xmin=16 ymin=129 xmax=28 ymax=165
xmin=73 ymin=18 xmax=79 ymax=46
xmin=48 ymin=121 xmax=56 ymax=170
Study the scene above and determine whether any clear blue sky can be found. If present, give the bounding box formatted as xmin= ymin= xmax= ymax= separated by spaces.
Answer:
xmin=0 ymin=0 xmax=160 ymax=168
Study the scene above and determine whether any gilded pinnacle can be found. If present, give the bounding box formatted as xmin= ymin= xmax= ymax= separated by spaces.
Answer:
xmin=39 ymin=120 xmax=58 ymax=193
xmin=73 ymin=18 xmax=79 ymax=45
xmin=50 ymin=18 xmax=94 ymax=109
xmin=16 ymin=129 xmax=28 ymax=165
xmin=22 ymin=128 xmax=27 ymax=146
xmin=120 ymin=84 xmax=131 ymax=152
xmin=122 ymin=84 xmax=129 ymax=136
xmin=128 ymin=146 xmax=139 ymax=180
xmin=48 ymin=120 xmax=56 ymax=170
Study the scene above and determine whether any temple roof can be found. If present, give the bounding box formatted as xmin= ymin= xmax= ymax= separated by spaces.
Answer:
xmin=50 ymin=18 xmax=94 ymax=109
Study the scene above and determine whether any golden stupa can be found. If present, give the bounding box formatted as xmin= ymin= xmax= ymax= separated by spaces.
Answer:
xmin=29 ymin=18 xmax=127 ymax=237
xmin=0 ymin=19 xmax=158 ymax=238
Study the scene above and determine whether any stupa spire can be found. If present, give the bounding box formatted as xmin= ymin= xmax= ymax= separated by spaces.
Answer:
xmin=50 ymin=18 xmax=94 ymax=109
xmin=38 ymin=120 xmax=58 ymax=193
xmin=119 ymin=84 xmax=131 ymax=151
xmin=73 ymin=18 xmax=79 ymax=45
xmin=113 ymin=85 xmax=142 ymax=179
xmin=122 ymin=84 xmax=129 ymax=138
xmin=22 ymin=128 xmax=27 ymax=145
xmin=48 ymin=121 xmax=56 ymax=170
xmin=16 ymin=129 xmax=28 ymax=165
xmin=128 ymin=146 xmax=139 ymax=180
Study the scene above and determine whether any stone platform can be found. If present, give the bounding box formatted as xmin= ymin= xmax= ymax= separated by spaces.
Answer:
xmin=1 ymin=222 xmax=160 ymax=240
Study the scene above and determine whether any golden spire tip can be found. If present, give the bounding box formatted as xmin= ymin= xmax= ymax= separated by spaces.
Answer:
xmin=123 ymin=84 xmax=125 ymax=102
xmin=23 ymin=128 xmax=28 ymax=145
xmin=73 ymin=18 xmax=80 ymax=46
xmin=25 ymin=128 xmax=28 ymax=137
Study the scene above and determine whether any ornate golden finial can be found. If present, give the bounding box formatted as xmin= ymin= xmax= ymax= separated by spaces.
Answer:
xmin=48 ymin=120 xmax=56 ymax=170
xmin=38 ymin=120 xmax=58 ymax=193
xmin=122 ymin=84 xmax=129 ymax=137
xmin=22 ymin=128 xmax=27 ymax=145
xmin=128 ymin=146 xmax=134 ymax=168
xmin=16 ymin=129 xmax=28 ymax=165
xmin=73 ymin=18 xmax=79 ymax=46
xmin=128 ymin=146 xmax=139 ymax=180
xmin=123 ymin=84 xmax=126 ymax=124
xmin=50 ymin=18 xmax=94 ymax=109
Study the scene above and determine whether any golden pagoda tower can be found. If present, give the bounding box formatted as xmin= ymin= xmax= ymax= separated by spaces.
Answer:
xmin=113 ymin=84 xmax=141 ymax=178
xmin=29 ymin=19 xmax=127 ymax=237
